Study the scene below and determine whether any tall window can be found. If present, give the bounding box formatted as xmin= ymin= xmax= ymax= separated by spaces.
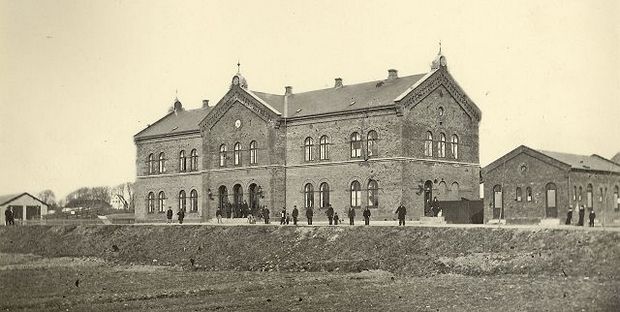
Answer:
xmin=304 ymin=137 xmax=314 ymax=161
xmin=350 ymin=132 xmax=361 ymax=158
xmin=158 ymin=153 xmax=166 ymax=173
xmin=424 ymin=132 xmax=433 ymax=156
xmin=219 ymin=144 xmax=227 ymax=167
xmin=148 ymin=154 xmax=154 ymax=174
xmin=516 ymin=187 xmax=522 ymax=202
xmin=157 ymin=191 xmax=166 ymax=213
xmin=367 ymin=131 xmax=378 ymax=157
xmin=526 ymin=187 xmax=532 ymax=202
xmin=599 ymin=187 xmax=604 ymax=202
xmin=178 ymin=190 xmax=187 ymax=211
xmin=587 ymin=184 xmax=593 ymax=208
xmin=546 ymin=183 xmax=558 ymax=218
xmin=614 ymin=186 xmax=619 ymax=211
xmin=319 ymin=182 xmax=330 ymax=208
xmin=451 ymin=135 xmax=459 ymax=159
xmin=190 ymin=149 xmax=198 ymax=171
xmin=304 ymin=183 xmax=314 ymax=209
xmin=249 ymin=141 xmax=257 ymax=164
xmin=438 ymin=133 xmax=446 ymax=158
xmin=147 ymin=192 xmax=155 ymax=213
xmin=234 ymin=142 xmax=241 ymax=166
xmin=350 ymin=181 xmax=361 ymax=207
xmin=492 ymin=185 xmax=503 ymax=219
xmin=179 ymin=150 xmax=187 ymax=172
xmin=572 ymin=186 xmax=577 ymax=201
xmin=319 ymin=136 xmax=329 ymax=160
xmin=578 ymin=186 xmax=583 ymax=201
xmin=368 ymin=180 xmax=379 ymax=207
xmin=190 ymin=189 xmax=198 ymax=212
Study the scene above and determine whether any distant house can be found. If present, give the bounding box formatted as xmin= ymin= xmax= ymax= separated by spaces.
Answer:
xmin=482 ymin=146 xmax=620 ymax=225
xmin=1 ymin=193 xmax=50 ymax=225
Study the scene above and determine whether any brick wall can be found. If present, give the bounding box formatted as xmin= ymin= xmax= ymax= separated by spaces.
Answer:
xmin=569 ymin=171 xmax=620 ymax=224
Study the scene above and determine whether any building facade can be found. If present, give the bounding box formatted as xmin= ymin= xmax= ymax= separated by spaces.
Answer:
xmin=1 ymin=193 xmax=49 ymax=225
xmin=134 ymin=52 xmax=482 ymax=222
xmin=482 ymin=145 xmax=620 ymax=225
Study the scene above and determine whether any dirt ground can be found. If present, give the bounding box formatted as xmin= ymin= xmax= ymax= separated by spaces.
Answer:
xmin=0 ymin=253 xmax=618 ymax=312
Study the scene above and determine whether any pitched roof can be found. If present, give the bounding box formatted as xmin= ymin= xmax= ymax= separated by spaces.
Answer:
xmin=134 ymin=107 xmax=211 ymax=140
xmin=252 ymin=74 xmax=426 ymax=117
xmin=0 ymin=192 xmax=50 ymax=207
xmin=612 ymin=152 xmax=620 ymax=164
xmin=537 ymin=150 xmax=620 ymax=173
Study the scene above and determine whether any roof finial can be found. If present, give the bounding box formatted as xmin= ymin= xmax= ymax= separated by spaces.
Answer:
xmin=175 ymin=89 xmax=178 ymax=101
xmin=237 ymin=60 xmax=241 ymax=74
xmin=439 ymin=41 xmax=442 ymax=54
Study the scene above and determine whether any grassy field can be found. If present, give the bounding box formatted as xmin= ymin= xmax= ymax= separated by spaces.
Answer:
xmin=0 ymin=253 xmax=618 ymax=312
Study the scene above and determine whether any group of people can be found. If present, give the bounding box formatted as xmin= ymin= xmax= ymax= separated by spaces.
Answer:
xmin=565 ymin=205 xmax=596 ymax=227
xmin=166 ymin=207 xmax=185 ymax=224
xmin=4 ymin=208 xmax=15 ymax=225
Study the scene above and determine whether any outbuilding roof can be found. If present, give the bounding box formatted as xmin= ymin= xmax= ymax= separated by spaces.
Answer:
xmin=134 ymin=107 xmax=211 ymax=140
xmin=0 ymin=192 xmax=50 ymax=207
xmin=537 ymin=150 xmax=620 ymax=173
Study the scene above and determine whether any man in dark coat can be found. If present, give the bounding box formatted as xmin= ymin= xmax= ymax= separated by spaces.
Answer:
xmin=292 ymin=205 xmax=299 ymax=225
xmin=262 ymin=207 xmax=270 ymax=224
xmin=589 ymin=209 xmax=596 ymax=227
xmin=241 ymin=200 xmax=249 ymax=218
xmin=348 ymin=207 xmax=356 ymax=225
xmin=166 ymin=207 xmax=173 ymax=223
xmin=363 ymin=207 xmax=371 ymax=225
xmin=395 ymin=204 xmax=406 ymax=226
xmin=325 ymin=204 xmax=334 ymax=225
xmin=177 ymin=208 xmax=185 ymax=224
xmin=5 ymin=208 xmax=13 ymax=226
xmin=306 ymin=206 xmax=314 ymax=225
xmin=577 ymin=205 xmax=585 ymax=226
xmin=565 ymin=207 xmax=573 ymax=225
xmin=225 ymin=203 xmax=232 ymax=218
xmin=333 ymin=212 xmax=340 ymax=225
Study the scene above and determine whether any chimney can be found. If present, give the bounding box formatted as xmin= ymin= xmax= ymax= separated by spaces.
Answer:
xmin=202 ymin=99 xmax=209 ymax=108
xmin=387 ymin=69 xmax=398 ymax=80
xmin=285 ymin=86 xmax=293 ymax=96
xmin=334 ymin=77 xmax=343 ymax=88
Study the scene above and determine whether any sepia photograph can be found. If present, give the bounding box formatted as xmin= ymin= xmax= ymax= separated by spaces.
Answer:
xmin=0 ymin=0 xmax=618 ymax=311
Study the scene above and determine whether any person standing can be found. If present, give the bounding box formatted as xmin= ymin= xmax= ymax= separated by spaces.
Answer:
xmin=242 ymin=200 xmax=249 ymax=218
xmin=577 ymin=205 xmax=585 ymax=226
xmin=5 ymin=208 xmax=13 ymax=226
xmin=263 ymin=206 xmax=270 ymax=224
xmin=177 ymin=208 xmax=185 ymax=224
xmin=395 ymin=204 xmax=407 ymax=226
xmin=292 ymin=205 xmax=299 ymax=225
xmin=326 ymin=204 xmax=334 ymax=225
xmin=589 ymin=209 xmax=596 ymax=227
xmin=280 ymin=207 xmax=287 ymax=225
xmin=363 ymin=207 xmax=371 ymax=225
xmin=333 ymin=212 xmax=340 ymax=225
xmin=216 ymin=207 xmax=223 ymax=224
xmin=348 ymin=207 xmax=356 ymax=225
xmin=565 ymin=207 xmax=573 ymax=225
xmin=306 ymin=206 xmax=314 ymax=225
xmin=166 ymin=207 xmax=173 ymax=224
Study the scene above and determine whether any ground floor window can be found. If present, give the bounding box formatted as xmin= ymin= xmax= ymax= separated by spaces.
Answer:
xmin=350 ymin=181 xmax=361 ymax=207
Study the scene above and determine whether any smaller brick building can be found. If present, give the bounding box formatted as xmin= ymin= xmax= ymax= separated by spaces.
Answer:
xmin=482 ymin=145 xmax=620 ymax=225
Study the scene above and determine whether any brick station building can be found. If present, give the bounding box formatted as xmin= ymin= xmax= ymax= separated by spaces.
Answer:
xmin=134 ymin=52 xmax=482 ymax=222
xmin=482 ymin=145 xmax=620 ymax=225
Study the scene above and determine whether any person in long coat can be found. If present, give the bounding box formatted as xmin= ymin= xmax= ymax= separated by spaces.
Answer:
xmin=577 ymin=205 xmax=585 ymax=226
xmin=348 ymin=207 xmax=356 ymax=225
xmin=177 ymin=208 xmax=185 ymax=224
xmin=241 ymin=200 xmax=249 ymax=218
xmin=280 ymin=207 xmax=287 ymax=225
xmin=292 ymin=205 xmax=299 ymax=225
xmin=363 ymin=207 xmax=371 ymax=225
xmin=306 ymin=206 xmax=314 ymax=225
xmin=565 ymin=207 xmax=573 ymax=225
xmin=589 ymin=209 xmax=596 ymax=227
xmin=5 ymin=208 xmax=13 ymax=226
xmin=325 ymin=205 xmax=334 ymax=225
xmin=395 ymin=204 xmax=407 ymax=226
xmin=166 ymin=207 xmax=173 ymax=223
xmin=262 ymin=207 xmax=270 ymax=224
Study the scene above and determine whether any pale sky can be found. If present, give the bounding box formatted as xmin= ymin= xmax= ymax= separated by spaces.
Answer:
xmin=1 ymin=0 xmax=618 ymax=199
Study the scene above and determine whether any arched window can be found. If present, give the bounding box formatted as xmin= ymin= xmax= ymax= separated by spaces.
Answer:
xmin=304 ymin=137 xmax=314 ymax=161
xmin=424 ymin=132 xmax=433 ymax=156
xmin=599 ymin=187 xmax=604 ymax=202
xmin=572 ymin=185 xmax=577 ymax=201
xmin=350 ymin=181 xmax=361 ymax=207
xmin=438 ymin=133 xmax=446 ymax=158
xmin=304 ymin=183 xmax=314 ymax=209
xmin=319 ymin=182 xmax=330 ymax=208
xmin=526 ymin=187 xmax=532 ymax=202
xmin=147 ymin=154 xmax=154 ymax=174
xmin=218 ymin=186 xmax=228 ymax=212
xmin=367 ymin=131 xmax=378 ymax=157
xmin=319 ymin=136 xmax=329 ymax=160
xmin=516 ymin=187 xmax=522 ymax=202
xmin=158 ymin=153 xmax=166 ymax=173
xmin=157 ymin=191 xmax=166 ymax=213
xmin=546 ymin=183 xmax=557 ymax=218
xmin=249 ymin=141 xmax=257 ymax=164
xmin=190 ymin=149 xmax=198 ymax=171
xmin=219 ymin=144 xmax=227 ymax=167
xmin=190 ymin=189 xmax=198 ymax=212
xmin=614 ymin=186 xmax=619 ymax=211
xmin=578 ymin=186 xmax=583 ymax=201
xmin=451 ymin=135 xmax=459 ymax=159
xmin=234 ymin=142 xmax=241 ymax=166
xmin=368 ymin=180 xmax=378 ymax=207
xmin=450 ymin=182 xmax=460 ymax=200
xmin=587 ymin=184 xmax=593 ymax=208
xmin=178 ymin=190 xmax=187 ymax=211
xmin=350 ymin=132 xmax=362 ymax=158
xmin=492 ymin=185 xmax=503 ymax=219
xmin=147 ymin=192 xmax=155 ymax=213
xmin=179 ymin=150 xmax=187 ymax=172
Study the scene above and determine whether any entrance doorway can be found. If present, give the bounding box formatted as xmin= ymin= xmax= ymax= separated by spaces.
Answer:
xmin=26 ymin=206 xmax=41 ymax=220
xmin=424 ymin=180 xmax=433 ymax=216
xmin=248 ymin=183 xmax=260 ymax=216
xmin=218 ymin=186 xmax=230 ymax=218
xmin=233 ymin=184 xmax=243 ymax=218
